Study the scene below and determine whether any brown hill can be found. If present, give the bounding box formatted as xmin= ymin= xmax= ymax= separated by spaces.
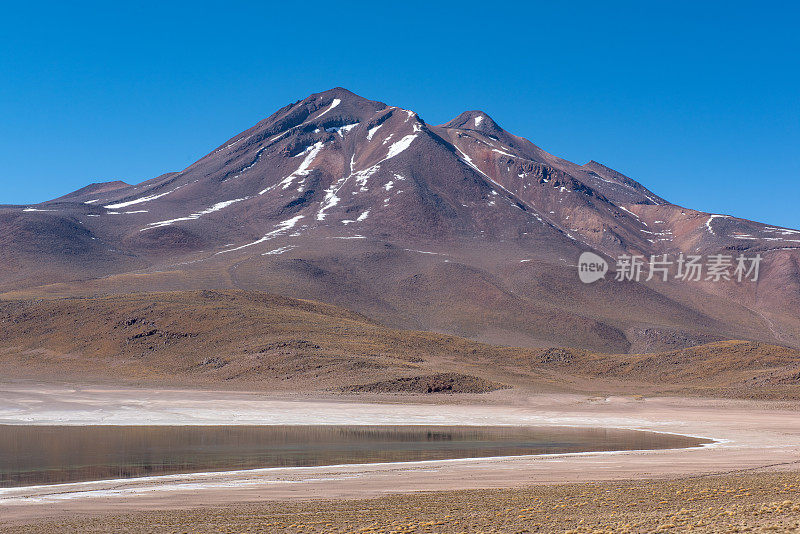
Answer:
xmin=2 ymin=291 xmax=799 ymax=399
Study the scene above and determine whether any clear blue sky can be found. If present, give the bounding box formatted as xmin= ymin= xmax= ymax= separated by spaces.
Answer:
xmin=2 ymin=1 xmax=798 ymax=228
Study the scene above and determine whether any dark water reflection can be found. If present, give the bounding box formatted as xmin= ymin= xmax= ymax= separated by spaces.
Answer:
xmin=0 ymin=425 xmax=711 ymax=487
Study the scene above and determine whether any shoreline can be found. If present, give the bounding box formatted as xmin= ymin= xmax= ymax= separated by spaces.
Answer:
xmin=1 ymin=383 xmax=799 ymax=523
xmin=0 ymin=435 xmax=722 ymax=499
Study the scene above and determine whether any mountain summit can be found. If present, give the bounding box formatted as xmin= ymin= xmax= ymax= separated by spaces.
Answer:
xmin=2 ymin=88 xmax=799 ymax=352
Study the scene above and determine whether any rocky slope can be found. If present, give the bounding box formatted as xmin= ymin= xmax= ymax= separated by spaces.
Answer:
xmin=2 ymin=88 xmax=798 ymax=351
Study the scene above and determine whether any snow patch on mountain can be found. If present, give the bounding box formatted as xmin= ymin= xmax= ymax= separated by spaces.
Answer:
xmin=260 ymin=142 xmax=325 ymax=195
xmin=262 ymin=245 xmax=296 ymax=255
xmin=216 ymin=215 xmax=305 ymax=254
xmin=314 ymin=98 xmax=341 ymax=120
xmin=404 ymin=248 xmax=447 ymax=256
xmin=492 ymin=147 xmax=517 ymax=158
xmin=385 ymin=134 xmax=417 ymax=159
xmin=144 ymin=198 xmax=249 ymax=229
xmin=764 ymin=227 xmax=800 ymax=236
xmin=326 ymin=123 xmax=358 ymax=136
xmin=316 ymin=131 xmax=417 ymax=221
xmin=318 ymin=182 xmax=344 ymax=221
xmin=104 ymin=185 xmax=185 ymax=210
xmin=366 ymin=123 xmax=383 ymax=140
xmin=355 ymin=165 xmax=379 ymax=190
xmin=454 ymin=145 xmax=543 ymax=222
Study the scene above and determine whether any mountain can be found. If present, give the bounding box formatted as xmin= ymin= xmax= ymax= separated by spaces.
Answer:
xmin=2 ymin=87 xmax=799 ymax=352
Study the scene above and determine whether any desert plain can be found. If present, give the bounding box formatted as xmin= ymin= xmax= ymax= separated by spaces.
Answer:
xmin=0 ymin=380 xmax=799 ymax=533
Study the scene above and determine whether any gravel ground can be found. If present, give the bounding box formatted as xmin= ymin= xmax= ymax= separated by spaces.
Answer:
xmin=4 ymin=472 xmax=800 ymax=533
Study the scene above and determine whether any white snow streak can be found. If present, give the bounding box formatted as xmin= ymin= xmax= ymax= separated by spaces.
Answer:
xmin=316 ymin=133 xmax=418 ymax=221
xmin=404 ymin=248 xmax=446 ymax=256
xmin=317 ymin=185 xmax=343 ymax=220
xmin=262 ymin=245 xmax=296 ymax=255
xmin=618 ymin=206 xmax=640 ymax=219
xmin=385 ymin=134 xmax=417 ymax=159
xmin=356 ymin=165 xmax=379 ymax=189
xmin=144 ymin=198 xmax=248 ymax=229
xmin=216 ymin=215 xmax=305 ymax=255
xmin=454 ymin=145 xmax=546 ymax=222
xmin=763 ymin=226 xmax=800 ymax=235
xmin=104 ymin=185 xmax=184 ymax=209
xmin=260 ymin=142 xmax=325 ymax=195
xmin=492 ymin=148 xmax=517 ymax=158
xmin=326 ymin=123 xmax=358 ymax=136
xmin=366 ymin=123 xmax=383 ymax=140
xmin=314 ymin=98 xmax=341 ymax=119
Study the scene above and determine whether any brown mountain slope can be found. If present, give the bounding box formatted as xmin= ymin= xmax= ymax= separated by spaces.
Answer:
xmin=1 ymin=291 xmax=799 ymax=399
xmin=2 ymin=87 xmax=799 ymax=351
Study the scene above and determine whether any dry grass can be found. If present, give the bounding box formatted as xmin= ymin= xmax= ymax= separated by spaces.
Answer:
xmin=0 ymin=290 xmax=515 ymax=391
xmin=1 ymin=290 xmax=799 ymax=398
xmin=4 ymin=472 xmax=800 ymax=533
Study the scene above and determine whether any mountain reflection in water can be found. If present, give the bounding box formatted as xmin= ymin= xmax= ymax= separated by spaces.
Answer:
xmin=0 ymin=425 xmax=712 ymax=487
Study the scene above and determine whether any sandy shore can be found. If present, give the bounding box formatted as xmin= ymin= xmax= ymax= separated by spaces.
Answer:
xmin=1 ymin=383 xmax=799 ymax=523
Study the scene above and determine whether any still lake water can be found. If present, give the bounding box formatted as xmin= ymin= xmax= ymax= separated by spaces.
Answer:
xmin=0 ymin=425 xmax=711 ymax=487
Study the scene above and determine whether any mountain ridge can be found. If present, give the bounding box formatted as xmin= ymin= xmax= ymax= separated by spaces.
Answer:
xmin=2 ymin=87 xmax=799 ymax=352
